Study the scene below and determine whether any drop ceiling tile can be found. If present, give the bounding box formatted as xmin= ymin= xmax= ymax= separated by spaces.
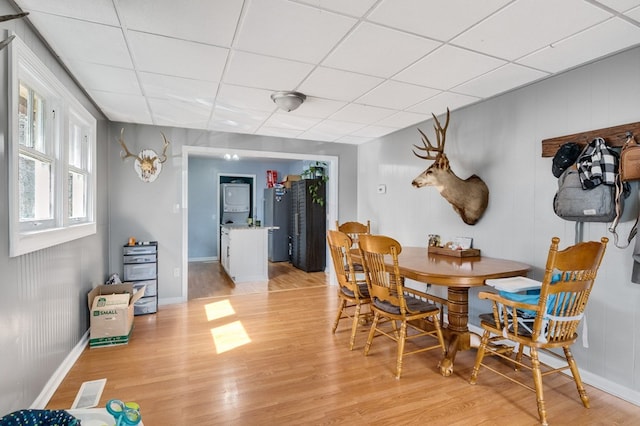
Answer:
xmin=597 ymin=0 xmax=640 ymax=12
xmin=298 ymin=67 xmax=384 ymax=102
xmin=350 ymin=125 xmax=399 ymax=138
xmin=89 ymin=91 xmax=152 ymax=124
xmin=15 ymin=0 xmax=640 ymax=143
xmin=128 ymin=31 xmax=228 ymax=82
xmin=119 ymin=0 xmax=243 ymax=46
xmin=408 ymin=92 xmax=479 ymax=115
xmin=329 ymin=103 xmax=396 ymax=125
xmin=65 ymin=61 xmax=141 ymax=95
xmin=297 ymin=128 xmax=341 ymax=142
xmin=357 ymin=80 xmax=440 ymax=110
xmin=297 ymin=0 xmax=378 ymax=17
xmin=454 ymin=63 xmax=548 ymax=98
xmin=223 ymin=51 xmax=314 ymax=91
xmin=368 ymin=0 xmax=511 ymax=41
xmin=293 ymin=97 xmax=347 ymax=119
xmin=139 ymin=72 xmax=218 ymax=103
xmin=452 ymin=0 xmax=612 ymax=60
xmin=262 ymin=113 xmax=322 ymax=131
xmin=299 ymin=119 xmax=365 ymax=141
xmin=395 ymin=45 xmax=505 ymax=90
xmin=629 ymin=6 xmax=640 ymax=20
xmin=518 ymin=17 xmax=640 ymax=73
xmin=334 ymin=135 xmax=374 ymax=144
xmin=235 ymin=0 xmax=357 ymax=63
xmin=322 ymin=22 xmax=441 ymax=78
xmin=258 ymin=127 xmax=305 ymax=138
xmin=148 ymin=98 xmax=211 ymax=129
xmin=16 ymin=0 xmax=119 ymax=25
xmin=216 ymin=84 xmax=277 ymax=112
xmin=210 ymin=106 xmax=271 ymax=134
xmin=378 ymin=111 xmax=431 ymax=128
xmin=26 ymin=12 xmax=132 ymax=68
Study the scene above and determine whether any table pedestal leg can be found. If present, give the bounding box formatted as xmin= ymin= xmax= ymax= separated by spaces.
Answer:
xmin=438 ymin=287 xmax=470 ymax=377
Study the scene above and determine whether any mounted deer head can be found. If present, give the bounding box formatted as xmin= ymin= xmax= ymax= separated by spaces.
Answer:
xmin=118 ymin=128 xmax=170 ymax=183
xmin=411 ymin=109 xmax=489 ymax=225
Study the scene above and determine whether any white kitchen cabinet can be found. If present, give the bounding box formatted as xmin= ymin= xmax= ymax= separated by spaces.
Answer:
xmin=220 ymin=225 xmax=269 ymax=283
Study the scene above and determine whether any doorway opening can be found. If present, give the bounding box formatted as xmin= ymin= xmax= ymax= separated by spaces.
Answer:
xmin=182 ymin=146 xmax=339 ymax=301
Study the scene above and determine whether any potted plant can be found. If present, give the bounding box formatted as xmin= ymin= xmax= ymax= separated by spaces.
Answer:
xmin=301 ymin=161 xmax=328 ymax=206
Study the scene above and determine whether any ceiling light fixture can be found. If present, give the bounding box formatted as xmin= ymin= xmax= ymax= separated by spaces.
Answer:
xmin=270 ymin=91 xmax=306 ymax=112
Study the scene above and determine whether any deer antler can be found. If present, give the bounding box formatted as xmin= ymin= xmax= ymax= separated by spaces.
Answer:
xmin=118 ymin=128 xmax=139 ymax=161
xmin=158 ymin=132 xmax=170 ymax=163
xmin=413 ymin=108 xmax=450 ymax=160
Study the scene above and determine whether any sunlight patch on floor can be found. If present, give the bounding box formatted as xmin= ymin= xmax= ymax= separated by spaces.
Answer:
xmin=205 ymin=299 xmax=235 ymax=321
xmin=211 ymin=321 xmax=251 ymax=354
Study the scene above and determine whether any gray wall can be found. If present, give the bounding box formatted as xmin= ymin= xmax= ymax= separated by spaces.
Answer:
xmin=0 ymin=1 xmax=109 ymax=414
xmin=108 ymin=125 xmax=358 ymax=302
xmin=358 ymin=46 xmax=640 ymax=399
xmin=188 ymin=156 xmax=302 ymax=260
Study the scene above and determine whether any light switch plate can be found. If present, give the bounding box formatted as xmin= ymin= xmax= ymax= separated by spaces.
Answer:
xmin=377 ymin=184 xmax=386 ymax=194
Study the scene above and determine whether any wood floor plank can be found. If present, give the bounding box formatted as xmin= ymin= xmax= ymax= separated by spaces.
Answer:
xmin=47 ymin=262 xmax=640 ymax=425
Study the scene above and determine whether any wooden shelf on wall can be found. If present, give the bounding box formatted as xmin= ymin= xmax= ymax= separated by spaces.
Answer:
xmin=541 ymin=121 xmax=640 ymax=157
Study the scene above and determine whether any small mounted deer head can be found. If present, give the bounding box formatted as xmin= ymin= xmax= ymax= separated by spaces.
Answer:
xmin=118 ymin=128 xmax=170 ymax=183
xmin=411 ymin=109 xmax=489 ymax=225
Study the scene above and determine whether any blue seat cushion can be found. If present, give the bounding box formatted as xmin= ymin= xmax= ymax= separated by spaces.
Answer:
xmin=497 ymin=273 xmax=565 ymax=317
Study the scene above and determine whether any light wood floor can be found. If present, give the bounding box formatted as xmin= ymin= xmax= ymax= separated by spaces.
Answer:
xmin=187 ymin=260 xmax=327 ymax=299
xmin=47 ymin=262 xmax=640 ymax=425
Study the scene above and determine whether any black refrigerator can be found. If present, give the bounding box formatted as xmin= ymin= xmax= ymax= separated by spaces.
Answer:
xmin=264 ymin=187 xmax=290 ymax=262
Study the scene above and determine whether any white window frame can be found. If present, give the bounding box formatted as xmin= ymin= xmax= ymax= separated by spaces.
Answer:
xmin=8 ymin=35 xmax=96 ymax=257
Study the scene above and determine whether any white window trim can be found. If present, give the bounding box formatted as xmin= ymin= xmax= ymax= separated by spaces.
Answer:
xmin=8 ymin=35 xmax=96 ymax=257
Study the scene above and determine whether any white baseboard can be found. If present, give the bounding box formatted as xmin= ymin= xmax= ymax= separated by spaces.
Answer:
xmin=31 ymin=330 xmax=89 ymax=409
xmin=467 ymin=324 xmax=640 ymax=407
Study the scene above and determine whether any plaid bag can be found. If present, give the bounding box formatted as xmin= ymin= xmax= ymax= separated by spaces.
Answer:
xmin=577 ymin=137 xmax=618 ymax=188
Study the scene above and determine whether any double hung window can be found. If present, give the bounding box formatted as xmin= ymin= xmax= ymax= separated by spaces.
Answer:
xmin=9 ymin=36 xmax=96 ymax=257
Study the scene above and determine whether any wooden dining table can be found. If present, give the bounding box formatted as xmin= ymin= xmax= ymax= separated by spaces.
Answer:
xmin=353 ymin=246 xmax=531 ymax=376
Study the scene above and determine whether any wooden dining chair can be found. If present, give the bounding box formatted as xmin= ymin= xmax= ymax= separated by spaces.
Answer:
xmin=336 ymin=220 xmax=370 ymax=246
xmin=327 ymin=230 xmax=371 ymax=350
xmin=358 ymin=234 xmax=445 ymax=379
xmin=337 ymin=220 xmax=370 ymax=272
xmin=469 ymin=236 xmax=608 ymax=426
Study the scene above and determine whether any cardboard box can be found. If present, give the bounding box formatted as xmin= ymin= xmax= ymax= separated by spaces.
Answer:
xmin=282 ymin=174 xmax=301 ymax=188
xmin=87 ymin=283 xmax=145 ymax=348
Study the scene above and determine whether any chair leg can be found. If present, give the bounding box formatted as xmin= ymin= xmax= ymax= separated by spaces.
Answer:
xmin=364 ymin=312 xmax=379 ymax=356
xmin=348 ymin=304 xmax=362 ymax=351
xmin=395 ymin=321 xmax=407 ymax=379
xmin=469 ymin=330 xmax=490 ymax=384
xmin=432 ymin=314 xmax=446 ymax=355
xmin=332 ymin=299 xmax=346 ymax=334
xmin=515 ymin=343 xmax=525 ymax=371
xmin=564 ymin=346 xmax=590 ymax=408
xmin=530 ymin=347 xmax=548 ymax=426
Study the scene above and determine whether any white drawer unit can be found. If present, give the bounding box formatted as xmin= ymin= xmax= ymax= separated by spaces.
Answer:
xmin=134 ymin=296 xmax=158 ymax=315
xmin=123 ymin=241 xmax=158 ymax=315
xmin=123 ymin=263 xmax=156 ymax=281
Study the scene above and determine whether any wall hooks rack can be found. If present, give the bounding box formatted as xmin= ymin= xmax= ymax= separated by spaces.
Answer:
xmin=541 ymin=121 xmax=640 ymax=157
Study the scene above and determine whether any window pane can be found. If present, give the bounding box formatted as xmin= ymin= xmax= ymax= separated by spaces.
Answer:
xmin=68 ymin=170 xmax=86 ymax=219
xmin=19 ymin=153 xmax=52 ymax=221
xmin=69 ymin=122 xmax=83 ymax=168
xmin=18 ymin=82 xmax=46 ymax=153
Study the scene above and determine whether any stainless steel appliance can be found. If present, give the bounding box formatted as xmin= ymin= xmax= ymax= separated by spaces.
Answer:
xmin=264 ymin=187 xmax=290 ymax=262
